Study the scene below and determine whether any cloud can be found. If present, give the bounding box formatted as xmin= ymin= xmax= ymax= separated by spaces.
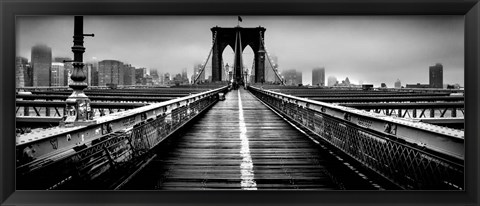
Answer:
xmin=16 ymin=15 xmax=463 ymax=86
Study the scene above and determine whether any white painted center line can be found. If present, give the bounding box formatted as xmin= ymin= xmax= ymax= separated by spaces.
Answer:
xmin=238 ymin=90 xmax=257 ymax=190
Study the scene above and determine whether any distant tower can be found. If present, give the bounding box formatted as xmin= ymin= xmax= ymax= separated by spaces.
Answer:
xmin=394 ymin=78 xmax=401 ymax=88
xmin=50 ymin=62 xmax=65 ymax=86
xmin=15 ymin=57 xmax=28 ymax=87
xmin=429 ymin=63 xmax=443 ymax=88
xmin=31 ymin=44 xmax=52 ymax=86
xmin=312 ymin=67 xmax=325 ymax=86
xmin=98 ymin=60 xmax=124 ymax=86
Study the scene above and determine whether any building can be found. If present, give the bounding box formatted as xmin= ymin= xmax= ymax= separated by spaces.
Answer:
xmin=15 ymin=57 xmax=29 ymax=87
xmin=394 ymin=79 xmax=401 ymax=88
xmin=335 ymin=77 xmax=351 ymax=87
xmin=380 ymin=83 xmax=387 ymax=88
xmin=406 ymin=83 xmax=430 ymax=88
xmin=222 ymin=63 xmax=233 ymax=81
xmin=140 ymin=75 xmax=152 ymax=86
xmin=50 ymin=62 xmax=65 ymax=86
xmin=123 ymin=64 xmax=135 ymax=86
xmin=193 ymin=64 xmax=205 ymax=83
xmin=181 ymin=69 xmax=189 ymax=84
xmin=164 ymin=73 xmax=171 ymax=85
xmin=265 ymin=55 xmax=280 ymax=83
xmin=327 ymin=76 xmax=338 ymax=87
xmin=282 ymin=69 xmax=302 ymax=86
xmin=31 ymin=44 xmax=52 ymax=86
xmin=98 ymin=60 xmax=124 ymax=86
xmin=173 ymin=73 xmax=185 ymax=85
xmin=54 ymin=57 xmax=73 ymax=86
xmin=429 ymin=63 xmax=443 ymax=88
xmin=89 ymin=62 xmax=99 ymax=86
xmin=135 ymin=68 xmax=147 ymax=85
xmin=312 ymin=67 xmax=325 ymax=86
xmin=151 ymin=69 xmax=160 ymax=85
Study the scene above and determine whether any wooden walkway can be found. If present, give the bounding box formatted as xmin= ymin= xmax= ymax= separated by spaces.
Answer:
xmin=122 ymin=88 xmax=378 ymax=190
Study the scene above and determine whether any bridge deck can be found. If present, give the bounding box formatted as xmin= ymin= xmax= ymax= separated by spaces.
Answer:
xmin=123 ymin=88 xmax=379 ymax=190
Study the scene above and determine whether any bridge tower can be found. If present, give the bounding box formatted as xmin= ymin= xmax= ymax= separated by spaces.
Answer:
xmin=211 ymin=26 xmax=266 ymax=84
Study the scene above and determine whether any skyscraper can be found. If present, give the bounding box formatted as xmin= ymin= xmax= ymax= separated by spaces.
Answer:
xmin=429 ymin=63 xmax=443 ymax=88
xmin=98 ymin=60 xmax=124 ymax=86
xmin=31 ymin=44 xmax=52 ymax=86
xmin=15 ymin=57 xmax=28 ymax=87
xmin=123 ymin=64 xmax=135 ymax=86
xmin=135 ymin=68 xmax=147 ymax=85
xmin=312 ymin=67 xmax=325 ymax=86
xmin=50 ymin=62 xmax=65 ymax=86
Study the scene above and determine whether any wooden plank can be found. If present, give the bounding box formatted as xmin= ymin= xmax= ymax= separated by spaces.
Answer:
xmin=122 ymin=88 xmax=378 ymax=190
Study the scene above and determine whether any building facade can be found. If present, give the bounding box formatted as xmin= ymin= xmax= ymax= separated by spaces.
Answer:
xmin=327 ymin=76 xmax=337 ymax=87
xmin=31 ymin=44 xmax=52 ymax=86
xmin=123 ymin=64 xmax=135 ymax=86
xmin=50 ymin=62 xmax=65 ymax=86
xmin=135 ymin=68 xmax=147 ymax=85
xmin=282 ymin=69 xmax=302 ymax=86
xmin=15 ymin=57 xmax=29 ymax=87
xmin=98 ymin=60 xmax=124 ymax=86
xmin=394 ymin=78 xmax=402 ymax=88
xmin=312 ymin=67 xmax=325 ymax=86
xmin=54 ymin=57 xmax=73 ymax=86
xmin=429 ymin=63 xmax=443 ymax=88
xmin=406 ymin=83 xmax=430 ymax=88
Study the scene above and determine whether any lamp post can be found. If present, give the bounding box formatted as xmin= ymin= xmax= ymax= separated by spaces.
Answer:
xmin=63 ymin=16 xmax=95 ymax=127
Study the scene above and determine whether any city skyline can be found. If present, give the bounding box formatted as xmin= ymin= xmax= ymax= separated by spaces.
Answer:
xmin=17 ymin=16 xmax=464 ymax=87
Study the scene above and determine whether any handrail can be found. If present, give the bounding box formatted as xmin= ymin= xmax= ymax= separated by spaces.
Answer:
xmin=249 ymin=86 xmax=464 ymax=161
xmin=249 ymin=85 xmax=464 ymax=189
xmin=16 ymin=86 xmax=228 ymax=162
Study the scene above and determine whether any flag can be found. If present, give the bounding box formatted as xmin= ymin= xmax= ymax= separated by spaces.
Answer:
xmin=238 ymin=16 xmax=243 ymax=22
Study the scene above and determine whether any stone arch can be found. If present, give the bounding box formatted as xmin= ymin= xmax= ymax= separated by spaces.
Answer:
xmin=211 ymin=26 xmax=266 ymax=83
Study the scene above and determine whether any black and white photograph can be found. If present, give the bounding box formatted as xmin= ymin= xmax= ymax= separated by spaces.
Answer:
xmin=15 ymin=15 xmax=464 ymax=191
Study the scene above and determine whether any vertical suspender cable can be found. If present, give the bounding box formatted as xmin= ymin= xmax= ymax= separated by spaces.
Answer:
xmin=194 ymin=32 xmax=217 ymax=84
xmin=259 ymin=31 xmax=285 ymax=85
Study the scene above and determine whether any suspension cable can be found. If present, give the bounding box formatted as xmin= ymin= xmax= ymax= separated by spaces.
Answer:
xmin=194 ymin=31 xmax=217 ymax=84
xmin=259 ymin=31 xmax=285 ymax=85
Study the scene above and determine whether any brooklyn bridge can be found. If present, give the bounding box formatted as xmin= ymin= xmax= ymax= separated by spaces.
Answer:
xmin=15 ymin=16 xmax=464 ymax=190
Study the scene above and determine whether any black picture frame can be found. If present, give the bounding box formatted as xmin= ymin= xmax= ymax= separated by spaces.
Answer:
xmin=1 ymin=0 xmax=478 ymax=205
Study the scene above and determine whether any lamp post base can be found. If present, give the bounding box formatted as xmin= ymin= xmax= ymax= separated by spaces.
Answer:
xmin=62 ymin=91 xmax=95 ymax=127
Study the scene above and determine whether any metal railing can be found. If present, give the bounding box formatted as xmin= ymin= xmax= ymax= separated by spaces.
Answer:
xmin=249 ymin=86 xmax=464 ymax=190
xmin=16 ymin=86 xmax=228 ymax=189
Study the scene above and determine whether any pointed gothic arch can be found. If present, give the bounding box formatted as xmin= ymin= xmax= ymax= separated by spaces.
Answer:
xmin=211 ymin=26 xmax=266 ymax=83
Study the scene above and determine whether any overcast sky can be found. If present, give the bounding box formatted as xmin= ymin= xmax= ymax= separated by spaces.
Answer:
xmin=16 ymin=16 xmax=464 ymax=87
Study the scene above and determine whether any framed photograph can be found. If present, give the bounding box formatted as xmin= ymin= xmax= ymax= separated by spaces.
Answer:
xmin=1 ymin=0 xmax=479 ymax=205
